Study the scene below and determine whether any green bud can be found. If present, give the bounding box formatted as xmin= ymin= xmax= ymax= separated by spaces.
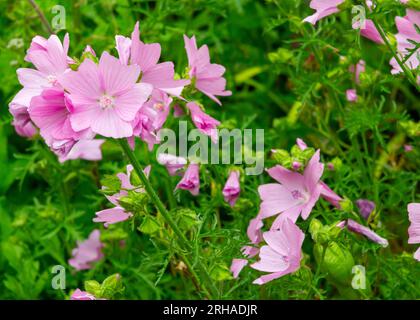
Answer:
xmin=286 ymin=102 xmax=303 ymax=125
xmin=99 ymin=274 xmax=124 ymax=299
xmin=400 ymin=120 xmax=420 ymax=137
xmin=309 ymin=218 xmax=323 ymax=239
xmin=339 ymin=198 xmax=353 ymax=212
xmin=210 ymin=263 xmax=233 ymax=281
xmin=129 ymin=171 xmax=142 ymax=187
xmin=100 ymin=175 xmax=122 ymax=196
xmin=84 ymin=280 xmax=101 ymax=297
xmin=12 ymin=212 xmax=28 ymax=227
xmin=314 ymin=242 xmax=355 ymax=286
xmin=330 ymin=157 xmax=343 ymax=171
xmin=138 ymin=215 xmax=161 ymax=234
xmin=272 ymin=149 xmax=291 ymax=166
xmin=118 ymin=191 xmax=148 ymax=214
xmin=99 ymin=228 xmax=128 ymax=242
xmin=407 ymin=0 xmax=420 ymax=10
xmin=174 ymin=208 xmax=200 ymax=231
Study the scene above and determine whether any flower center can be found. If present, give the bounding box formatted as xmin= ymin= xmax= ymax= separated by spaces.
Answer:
xmin=291 ymin=189 xmax=304 ymax=200
xmin=47 ymin=75 xmax=57 ymax=85
xmin=153 ymin=103 xmax=164 ymax=111
xmin=99 ymin=94 xmax=115 ymax=109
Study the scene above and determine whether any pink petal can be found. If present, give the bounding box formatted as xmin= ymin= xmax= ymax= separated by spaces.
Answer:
xmin=230 ymin=259 xmax=248 ymax=279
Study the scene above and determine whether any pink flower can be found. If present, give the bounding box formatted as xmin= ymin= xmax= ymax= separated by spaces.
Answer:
xmin=59 ymin=52 xmax=152 ymax=139
xmin=408 ymin=203 xmax=420 ymax=261
xmin=404 ymin=144 xmax=413 ymax=152
xmin=183 ymin=35 xmax=232 ymax=105
xmin=250 ymin=219 xmax=305 ymax=285
xmin=56 ymin=139 xmax=104 ymax=163
xmin=346 ymin=89 xmax=358 ymax=102
xmin=390 ymin=10 xmax=420 ymax=75
xmin=187 ymin=102 xmax=220 ymax=143
xmin=94 ymin=165 xmax=150 ymax=227
xmin=9 ymin=103 xmax=37 ymax=138
xmin=349 ymin=60 xmax=366 ymax=84
xmin=222 ymin=170 xmax=241 ymax=206
xmin=175 ymin=163 xmax=200 ymax=196
xmin=352 ymin=19 xmax=384 ymax=44
xmin=28 ymin=88 xmax=104 ymax=162
xmin=9 ymin=34 xmax=71 ymax=137
xmin=296 ymin=138 xmax=307 ymax=150
xmin=258 ymin=150 xmax=324 ymax=225
xmin=29 ymin=88 xmax=80 ymax=143
xmin=346 ymin=219 xmax=389 ymax=247
xmin=230 ymin=259 xmax=248 ymax=279
xmin=157 ymin=153 xmax=187 ymax=176
xmin=68 ymin=229 xmax=104 ymax=271
xmin=70 ymin=289 xmax=97 ymax=300
xmin=94 ymin=207 xmax=132 ymax=228
xmin=292 ymin=161 xmax=302 ymax=170
xmin=319 ymin=181 xmax=342 ymax=208
xmin=116 ymin=22 xmax=189 ymax=96
xmin=173 ymin=104 xmax=185 ymax=117
xmin=230 ymin=221 xmax=262 ymax=279
xmin=130 ymin=89 xmax=172 ymax=150
xmin=247 ymin=217 xmax=264 ymax=244
xmin=356 ymin=199 xmax=375 ymax=220
xmin=302 ymin=0 xmax=345 ymax=25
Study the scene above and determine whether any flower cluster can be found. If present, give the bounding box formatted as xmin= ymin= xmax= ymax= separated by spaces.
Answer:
xmin=231 ymin=139 xmax=393 ymax=285
xmin=304 ymin=0 xmax=420 ymax=89
xmin=9 ymin=21 xmax=231 ymax=162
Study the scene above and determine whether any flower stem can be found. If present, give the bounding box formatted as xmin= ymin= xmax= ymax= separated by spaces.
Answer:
xmin=27 ymin=0 xmax=54 ymax=34
xmin=117 ymin=139 xmax=218 ymax=298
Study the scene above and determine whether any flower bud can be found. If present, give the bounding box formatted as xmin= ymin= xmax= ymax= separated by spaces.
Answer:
xmin=314 ymin=242 xmax=355 ymax=286
xmin=99 ymin=274 xmax=124 ymax=299
xmin=339 ymin=198 xmax=353 ymax=212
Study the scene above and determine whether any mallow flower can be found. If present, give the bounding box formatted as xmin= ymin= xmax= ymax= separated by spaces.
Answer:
xmin=230 ymin=219 xmax=262 ymax=279
xmin=222 ymin=170 xmax=241 ymax=207
xmin=116 ymin=21 xmax=190 ymax=96
xmin=346 ymin=89 xmax=358 ymax=102
xmin=337 ymin=219 xmax=389 ymax=247
xmin=187 ymin=102 xmax=220 ymax=143
xmin=157 ymin=153 xmax=187 ymax=176
xmin=349 ymin=60 xmax=366 ymax=85
xmin=28 ymin=88 xmax=104 ymax=162
xmin=352 ymin=19 xmax=384 ymax=44
xmin=94 ymin=165 xmax=151 ymax=227
xmin=356 ymin=199 xmax=376 ymax=220
xmin=70 ymin=289 xmax=97 ymax=300
xmin=303 ymin=0 xmax=345 ymax=25
xmin=9 ymin=34 xmax=71 ymax=137
xmin=390 ymin=10 xmax=420 ymax=76
xmin=9 ymin=103 xmax=37 ymax=138
xmin=59 ymin=51 xmax=152 ymax=139
xmin=183 ymin=35 xmax=232 ymax=105
xmin=408 ymin=203 xmax=420 ymax=261
xmin=68 ymin=229 xmax=104 ymax=271
xmin=175 ymin=163 xmax=200 ymax=196
xmin=251 ymin=219 xmax=305 ymax=285
xmin=258 ymin=150 xmax=324 ymax=225
xmin=129 ymin=89 xmax=172 ymax=150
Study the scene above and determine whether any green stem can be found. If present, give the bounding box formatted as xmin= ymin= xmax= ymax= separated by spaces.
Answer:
xmin=27 ymin=0 xmax=54 ymax=34
xmin=117 ymin=139 xmax=218 ymax=298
